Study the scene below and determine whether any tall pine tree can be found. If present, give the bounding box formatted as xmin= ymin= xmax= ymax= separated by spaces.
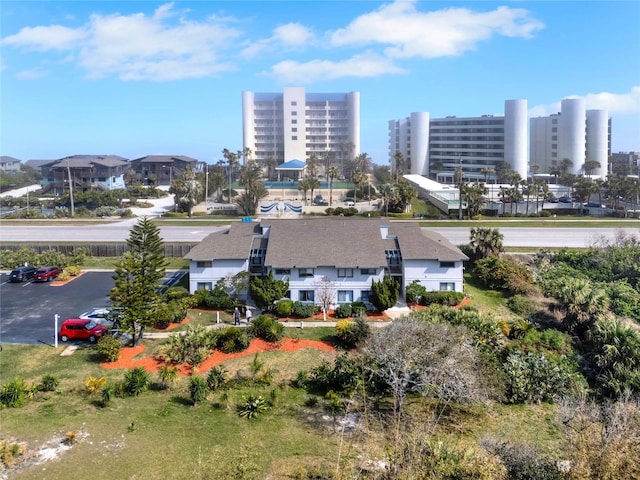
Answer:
xmin=111 ymin=217 xmax=168 ymax=345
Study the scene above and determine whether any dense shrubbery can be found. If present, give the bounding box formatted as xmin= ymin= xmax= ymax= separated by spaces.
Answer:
xmin=305 ymin=354 xmax=362 ymax=395
xmin=503 ymin=351 xmax=579 ymax=403
xmin=475 ymin=255 xmax=534 ymax=294
xmin=334 ymin=303 xmax=352 ymax=318
xmin=291 ymin=301 xmax=316 ymax=318
xmin=192 ymin=281 xmax=233 ymax=310
xmin=370 ymin=276 xmax=399 ymax=312
xmin=0 ymin=247 xmax=89 ymax=270
xmin=97 ymin=335 xmax=123 ymax=362
xmin=274 ymin=299 xmax=293 ymax=318
xmin=335 ymin=316 xmax=371 ymax=348
xmin=247 ymin=315 xmax=284 ymax=342
xmin=506 ymin=294 xmax=537 ymax=317
xmin=216 ymin=327 xmax=250 ymax=353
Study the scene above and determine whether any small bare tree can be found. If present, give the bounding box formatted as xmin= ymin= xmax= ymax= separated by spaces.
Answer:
xmin=314 ymin=276 xmax=336 ymax=321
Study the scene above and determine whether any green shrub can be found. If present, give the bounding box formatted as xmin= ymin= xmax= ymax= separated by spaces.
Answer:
xmin=123 ymin=367 xmax=150 ymax=396
xmin=165 ymin=286 xmax=190 ymax=300
xmin=64 ymin=265 xmax=81 ymax=276
xmin=507 ymin=294 xmax=537 ymax=317
xmin=0 ymin=378 xmax=28 ymax=408
xmin=97 ymin=334 xmax=123 ymax=362
xmin=503 ymin=351 xmax=576 ymax=404
xmin=405 ymin=280 xmax=427 ymax=304
xmin=351 ymin=301 xmax=367 ymax=316
xmin=483 ymin=439 xmax=563 ymax=480
xmin=157 ymin=364 xmax=179 ymax=390
xmin=335 ymin=315 xmax=371 ymax=348
xmin=421 ymin=291 xmax=465 ymax=306
xmin=38 ymin=375 xmax=59 ymax=392
xmin=216 ymin=327 xmax=250 ymax=353
xmin=475 ymin=256 xmax=533 ymax=294
xmin=56 ymin=271 xmax=71 ymax=281
xmin=237 ymin=394 xmax=269 ymax=419
xmin=334 ymin=303 xmax=352 ymax=318
xmin=206 ymin=366 xmax=227 ymax=392
xmin=152 ymin=303 xmax=174 ymax=329
xmin=189 ymin=376 xmax=209 ymax=406
xmin=274 ymin=299 xmax=293 ymax=318
xmin=308 ymin=354 xmax=361 ymax=395
xmin=158 ymin=324 xmax=217 ymax=365
xmin=292 ymin=301 xmax=315 ymax=318
xmin=247 ymin=315 xmax=284 ymax=342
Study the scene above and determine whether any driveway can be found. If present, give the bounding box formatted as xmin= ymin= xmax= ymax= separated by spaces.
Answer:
xmin=0 ymin=271 xmax=116 ymax=345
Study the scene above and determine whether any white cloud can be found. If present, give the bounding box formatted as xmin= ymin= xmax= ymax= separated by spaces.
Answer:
xmin=241 ymin=22 xmax=314 ymax=58
xmin=2 ymin=24 xmax=88 ymax=51
xmin=14 ymin=68 xmax=48 ymax=80
xmin=267 ymin=51 xmax=407 ymax=83
xmin=529 ymin=87 xmax=640 ymax=117
xmin=330 ymin=0 xmax=544 ymax=59
xmin=2 ymin=3 xmax=242 ymax=81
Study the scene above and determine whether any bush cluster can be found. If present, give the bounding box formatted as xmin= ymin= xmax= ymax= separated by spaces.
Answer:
xmin=247 ymin=315 xmax=284 ymax=342
xmin=324 ymin=207 xmax=359 ymax=216
xmin=335 ymin=316 xmax=371 ymax=348
xmin=0 ymin=247 xmax=89 ymax=270
xmin=97 ymin=335 xmax=123 ymax=362
xmin=475 ymin=256 xmax=534 ymax=294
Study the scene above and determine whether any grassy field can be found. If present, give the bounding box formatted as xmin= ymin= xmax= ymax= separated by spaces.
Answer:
xmin=0 ymin=276 xmax=570 ymax=479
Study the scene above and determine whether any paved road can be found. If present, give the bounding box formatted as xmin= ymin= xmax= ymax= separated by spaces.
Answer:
xmin=1 ymin=222 xmax=638 ymax=247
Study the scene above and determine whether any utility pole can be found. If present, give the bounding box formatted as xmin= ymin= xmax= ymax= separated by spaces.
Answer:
xmin=66 ymin=158 xmax=75 ymax=217
xmin=205 ymin=165 xmax=209 ymax=212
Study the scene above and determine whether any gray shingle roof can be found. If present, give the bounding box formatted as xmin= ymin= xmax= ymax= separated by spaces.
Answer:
xmin=184 ymin=222 xmax=261 ymax=261
xmin=131 ymin=155 xmax=198 ymax=164
xmin=185 ymin=218 xmax=467 ymax=266
xmin=51 ymin=155 xmax=128 ymax=168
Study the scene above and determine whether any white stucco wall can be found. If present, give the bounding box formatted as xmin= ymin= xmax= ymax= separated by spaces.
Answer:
xmin=403 ymin=259 xmax=464 ymax=293
xmin=188 ymin=258 xmax=248 ymax=293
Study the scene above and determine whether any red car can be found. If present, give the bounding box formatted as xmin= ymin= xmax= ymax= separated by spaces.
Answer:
xmin=59 ymin=318 xmax=108 ymax=343
xmin=34 ymin=266 xmax=63 ymax=282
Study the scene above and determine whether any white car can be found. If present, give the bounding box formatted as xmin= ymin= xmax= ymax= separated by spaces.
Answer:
xmin=344 ymin=200 xmax=355 ymax=207
xmin=78 ymin=308 xmax=120 ymax=328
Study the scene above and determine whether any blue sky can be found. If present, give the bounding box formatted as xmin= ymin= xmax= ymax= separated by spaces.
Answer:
xmin=2 ymin=0 xmax=639 ymax=166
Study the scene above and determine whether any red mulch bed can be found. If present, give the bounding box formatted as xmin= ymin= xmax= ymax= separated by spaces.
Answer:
xmin=100 ymin=338 xmax=336 ymax=376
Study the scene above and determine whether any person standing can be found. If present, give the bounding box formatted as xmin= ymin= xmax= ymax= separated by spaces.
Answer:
xmin=233 ymin=307 xmax=240 ymax=325
xmin=245 ymin=306 xmax=252 ymax=324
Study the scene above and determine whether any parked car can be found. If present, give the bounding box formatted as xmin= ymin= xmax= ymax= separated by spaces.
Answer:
xmin=59 ymin=318 xmax=108 ymax=343
xmin=33 ymin=266 xmax=63 ymax=282
xmin=78 ymin=307 xmax=122 ymax=328
xmin=344 ymin=199 xmax=355 ymax=207
xmin=558 ymin=196 xmax=572 ymax=203
xmin=9 ymin=266 xmax=37 ymax=283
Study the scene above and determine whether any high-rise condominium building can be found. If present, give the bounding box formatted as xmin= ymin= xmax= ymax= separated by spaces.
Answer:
xmin=530 ymin=98 xmax=610 ymax=176
xmin=242 ymin=87 xmax=360 ymax=167
xmin=389 ymin=100 xmax=528 ymax=183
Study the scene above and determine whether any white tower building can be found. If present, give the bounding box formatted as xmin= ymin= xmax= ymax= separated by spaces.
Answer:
xmin=389 ymin=100 xmax=528 ymax=182
xmin=530 ymin=98 xmax=610 ymax=175
xmin=242 ymin=87 xmax=360 ymax=167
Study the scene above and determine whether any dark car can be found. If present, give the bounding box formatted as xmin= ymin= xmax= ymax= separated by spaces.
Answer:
xmin=33 ymin=266 xmax=63 ymax=282
xmin=9 ymin=266 xmax=37 ymax=283
xmin=59 ymin=318 xmax=108 ymax=343
xmin=558 ymin=196 xmax=572 ymax=203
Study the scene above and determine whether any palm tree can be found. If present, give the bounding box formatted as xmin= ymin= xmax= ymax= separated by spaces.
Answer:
xmin=306 ymin=154 xmax=320 ymax=179
xmin=351 ymin=169 xmax=368 ymax=200
xmin=222 ymin=148 xmax=240 ymax=204
xmin=393 ymin=151 xmax=406 ymax=181
xmin=238 ymin=160 xmax=267 ymax=216
xmin=353 ymin=153 xmax=373 ymax=173
xmin=462 ymin=182 xmax=489 ymax=219
xmin=326 ymin=165 xmax=339 ymax=205
xmin=396 ymin=177 xmax=417 ymax=213
xmin=469 ymin=227 xmax=504 ymax=261
xmin=379 ymin=183 xmax=395 ymax=216
xmin=171 ymin=167 xmax=202 ymax=216
xmin=263 ymin=157 xmax=278 ymax=181
xmin=555 ymin=277 xmax=609 ymax=336
xmin=582 ymin=159 xmax=601 ymax=176
xmin=297 ymin=178 xmax=313 ymax=205
xmin=480 ymin=167 xmax=495 ymax=184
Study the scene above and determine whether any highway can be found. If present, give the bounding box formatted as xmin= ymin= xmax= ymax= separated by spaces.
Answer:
xmin=1 ymin=222 xmax=638 ymax=248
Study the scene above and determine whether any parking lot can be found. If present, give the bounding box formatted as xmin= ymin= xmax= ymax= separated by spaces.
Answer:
xmin=0 ymin=271 xmax=117 ymax=345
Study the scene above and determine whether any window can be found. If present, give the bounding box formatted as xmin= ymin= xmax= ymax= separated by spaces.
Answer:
xmin=299 ymin=268 xmax=314 ymax=278
xmin=552 ymin=135 xmax=557 ymax=141
xmin=337 ymin=268 xmax=353 ymax=278
xmin=291 ymin=111 xmax=297 ymax=116
xmin=292 ymin=127 xmax=297 ymax=132
xmin=275 ymin=268 xmax=290 ymax=275
xmin=196 ymin=261 xmax=212 ymax=268
xmin=291 ymin=101 xmax=297 ymax=106
xmin=292 ymin=136 xmax=297 ymax=140
xmin=196 ymin=282 xmax=213 ymax=291
xmin=360 ymin=268 xmax=376 ymax=275
xmin=360 ymin=290 xmax=371 ymax=302
xmin=439 ymin=282 xmax=455 ymax=291
xmin=292 ymin=119 xmax=297 ymax=124
xmin=439 ymin=261 xmax=455 ymax=268
xmin=299 ymin=290 xmax=314 ymax=302
xmin=338 ymin=290 xmax=353 ymax=303
xmin=552 ymin=144 xmax=557 ymax=149
xmin=552 ymin=127 xmax=558 ymax=133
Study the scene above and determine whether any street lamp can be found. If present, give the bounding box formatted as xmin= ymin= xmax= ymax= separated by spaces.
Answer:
xmin=205 ymin=165 xmax=209 ymax=212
